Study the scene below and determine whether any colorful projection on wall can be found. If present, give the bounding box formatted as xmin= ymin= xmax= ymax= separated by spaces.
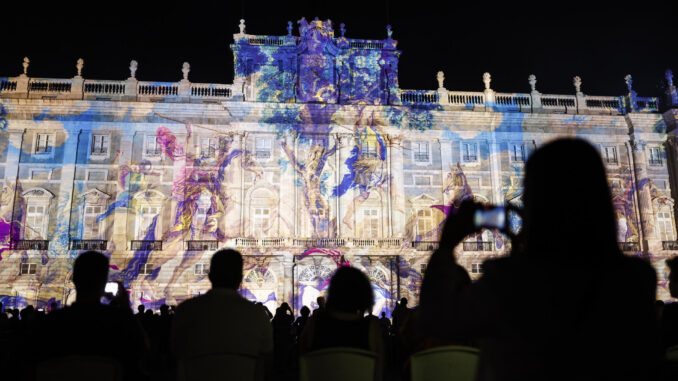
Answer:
xmin=0 ymin=17 xmax=673 ymax=312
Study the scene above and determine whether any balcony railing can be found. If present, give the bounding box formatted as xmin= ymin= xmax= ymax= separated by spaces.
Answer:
xmin=648 ymin=159 xmax=663 ymax=166
xmin=293 ymin=238 xmax=346 ymax=248
xmin=71 ymin=239 xmax=108 ymax=250
xmin=412 ymin=241 xmax=439 ymax=251
xmin=463 ymin=241 xmax=493 ymax=251
xmin=619 ymin=241 xmax=641 ymax=251
xmin=663 ymin=241 xmax=678 ymax=250
xmin=131 ymin=240 xmax=162 ymax=251
xmin=11 ymin=240 xmax=50 ymax=250
xmin=187 ymin=240 xmax=219 ymax=251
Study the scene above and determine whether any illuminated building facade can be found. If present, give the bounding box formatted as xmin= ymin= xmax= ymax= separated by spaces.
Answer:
xmin=1 ymin=18 xmax=677 ymax=313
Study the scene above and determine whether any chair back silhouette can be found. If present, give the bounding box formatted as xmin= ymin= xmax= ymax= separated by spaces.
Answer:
xmin=36 ymin=356 xmax=123 ymax=381
xmin=300 ymin=347 xmax=378 ymax=381
xmin=668 ymin=345 xmax=678 ymax=361
xmin=177 ymin=353 xmax=261 ymax=381
xmin=410 ymin=345 xmax=479 ymax=381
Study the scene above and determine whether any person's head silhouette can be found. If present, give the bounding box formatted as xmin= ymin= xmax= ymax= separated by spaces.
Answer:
xmin=326 ymin=266 xmax=373 ymax=316
xmin=522 ymin=138 xmax=619 ymax=260
xmin=300 ymin=306 xmax=310 ymax=317
xmin=72 ymin=251 xmax=109 ymax=304
xmin=208 ymin=249 xmax=243 ymax=289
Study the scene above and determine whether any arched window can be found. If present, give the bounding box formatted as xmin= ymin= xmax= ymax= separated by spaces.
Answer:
xmin=244 ymin=267 xmax=276 ymax=288
xmin=298 ymin=265 xmax=332 ymax=283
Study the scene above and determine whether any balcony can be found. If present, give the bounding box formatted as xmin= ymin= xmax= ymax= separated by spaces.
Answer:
xmin=293 ymin=238 xmax=346 ymax=248
xmin=663 ymin=241 xmax=678 ymax=250
xmin=131 ymin=240 xmax=162 ymax=251
xmin=412 ymin=241 xmax=439 ymax=251
xmin=463 ymin=241 xmax=494 ymax=251
xmin=11 ymin=240 xmax=49 ymax=250
xmin=648 ymin=159 xmax=663 ymax=166
xmin=71 ymin=240 xmax=108 ymax=251
xmin=186 ymin=240 xmax=219 ymax=251
xmin=619 ymin=241 xmax=641 ymax=252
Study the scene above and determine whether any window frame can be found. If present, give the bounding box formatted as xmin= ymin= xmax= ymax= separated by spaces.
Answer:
xmin=20 ymin=263 xmax=37 ymax=275
xmin=461 ymin=142 xmax=478 ymax=163
xmin=34 ymin=133 xmax=56 ymax=156
xmin=412 ymin=141 xmax=431 ymax=164
xmin=90 ymin=134 xmax=111 ymax=159
xmin=602 ymin=145 xmax=619 ymax=165
xmin=648 ymin=146 xmax=663 ymax=166
xmin=29 ymin=168 xmax=52 ymax=181
xmin=255 ymin=137 xmax=272 ymax=160
xmin=509 ymin=143 xmax=527 ymax=163
xmin=143 ymin=135 xmax=162 ymax=160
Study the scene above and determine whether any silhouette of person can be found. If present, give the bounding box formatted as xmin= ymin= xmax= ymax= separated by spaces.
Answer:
xmin=391 ymin=297 xmax=410 ymax=335
xmin=37 ymin=251 xmax=150 ymax=380
xmin=300 ymin=266 xmax=384 ymax=380
xmin=294 ymin=306 xmax=311 ymax=339
xmin=661 ymin=256 xmax=678 ymax=350
xmin=419 ymin=138 xmax=659 ymax=381
xmin=170 ymin=249 xmax=273 ymax=373
xmin=313 ymin=296 xmax=326 ymax=315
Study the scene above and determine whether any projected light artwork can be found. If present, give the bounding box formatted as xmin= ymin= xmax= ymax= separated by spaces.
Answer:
xmin=0 ymin=17 xmax=676 ymax=313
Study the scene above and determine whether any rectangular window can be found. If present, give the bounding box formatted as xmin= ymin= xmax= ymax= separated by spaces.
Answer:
xmin=416 ymin=209 xmax=433 ymax=235
xmin=91 ymin=135 xmax=110 ymax=155
xmin=461 ymin=142 xmax=477 ymax=162
xmin=83 ymin=205 xmax=104 ymax=239
xmin=362 ymin=209 xmax=380 ymax=238
xmin=362 ymin=140 xmax=378 ymax=158
xmin=20 ymin=263 xmax=37 ymax=275
xmin=471 ymin=263 xmax=483 ymax=274
xmin=87 ymin=170 xmax=107 ymax=181
xmin=414 ymin=176 xmax=431 ymax=186
xmin=603 ymin=146 xmax=618 ymax=165
xmin=420 ymin=263 xmax=427 ymax=275
xmin=138 ymin=205 xmax=160 ymax=239
xmin=649 ymin=147 xmax=662 ymax=166
xmin=26 ymin=204 xmax=46 ymax=239
xmin=200 ymin=138 xmax=217 ymax=158
xmin=255 ymin=137 xmax=272 ymax=159
xmin=253 ymin=207 xmax=270 ymax=237
xmin=36 ymin=134 xmax=53 ymax=154
xmin=139 ymin=263 xmax=154 ymax=275
xmin=145 ymin=136 xmax=161 ymax=157
xmin=30 ymin=169 xmax=51 ymax=180
xmin=194 ymin=263 xmax=209 ymax=275
xmin=413 ymin=142 xmax=429 ymax=162
xmin=657 ymin=210 xmax=675 ymax=241
xmin=510 ymin=144 xmax=525 ymax=162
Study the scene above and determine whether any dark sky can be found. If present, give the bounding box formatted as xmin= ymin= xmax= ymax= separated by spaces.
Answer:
xmin=2 ymin=0 xmax=675 ymax=98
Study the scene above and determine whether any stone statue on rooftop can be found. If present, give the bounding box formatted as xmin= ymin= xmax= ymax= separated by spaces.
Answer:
xmin=76 ymin=58 xmax=84 ymax=77
xmin=239 ymin=19 xmax=246 ymax=34
xmin=625 ymin=74 xmax=633 ymax=92
xmin=340 ymin=23 xmax=346 ymax=37
xmin=666 ymin=69 xmax=674 ymax=87
xmin=182 ymin=62 xmax=190 ymax=81
xmin=287 ymin=21 xmax=293 ymax=36
xmin=22 ymin=57 xmax=29 ymax=76
xmin=573 ymin=76 xmax=582 ymax=93
xmin=129 ymin=60 xmax=138 ymax=79
xmin=528 ymin=74 xmax=537 ymax=92
xmin=483 ymin=72 xmax=492 ymax=90
xmin=298 ymin=17 xmax=308 ymax=35
xmin=386 ymin=25 xmax=393 ymax=39
xmin=437 ymin=71 xmax=445 ymax=89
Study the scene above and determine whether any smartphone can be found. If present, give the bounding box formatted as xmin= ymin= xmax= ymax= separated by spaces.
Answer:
xmin=105 ymin=282 xmax=119 ymax=296
xmin=474 ymin=207 xmax=506 ymax=230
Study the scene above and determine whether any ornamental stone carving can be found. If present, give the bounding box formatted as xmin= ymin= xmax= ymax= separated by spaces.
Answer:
xmin=437 ymin=71 xmax=445 ymax=89
xmin=573 ymin=76 xmax=582 ymax=93
xmin=625 ymin=74 xmax=634 ymax=92
xmin=129 ymin=60 xmax=138 ymax=79
xmin=239 ymin=19 xmax=246 ymax=34
xmin=22 ymin=57 xmax=29 ymax=76
xmin=182 ymin=62 xmax=190 ymax=81
xmin=528 ymin=74 xmax=537 ymax=92
xmin=483 ymin=72 xmax=492 ymax=90
xmin=76 ymin=58 xmax=84 ymax=77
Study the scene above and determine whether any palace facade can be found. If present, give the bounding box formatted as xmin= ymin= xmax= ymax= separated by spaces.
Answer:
xmin=1 ymin=18 xmax=677 ymax=314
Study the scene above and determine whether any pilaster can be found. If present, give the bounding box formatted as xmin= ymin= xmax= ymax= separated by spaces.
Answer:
xmin=388 ymin=135 xmax=406 ymax=238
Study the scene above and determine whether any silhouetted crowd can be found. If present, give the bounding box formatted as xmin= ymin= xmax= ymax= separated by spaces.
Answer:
xmin=2 ymin=138 xmax=678 ymax=381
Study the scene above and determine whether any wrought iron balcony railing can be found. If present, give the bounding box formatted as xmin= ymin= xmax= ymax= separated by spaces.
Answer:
xmin=186 ymin=240 xmax=219 ymax=251
xmin=412 ymin=241 xmax=439 ymax=251
xmin=463 ymin=241 xmax=494 ymax=251
xmin=71 ymin=239 xmax=107 ymax=250
xmin=11 ymin=240 xmax=50 ymax=250
xmin=131 ymin=240 xmax=162 ymax=251
xmin=663 ymin=241 xmax=678 ymax=250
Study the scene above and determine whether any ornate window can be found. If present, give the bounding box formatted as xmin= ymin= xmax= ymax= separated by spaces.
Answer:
xmin=22 ymin=188 xmax=53 ymax=240
xmin=361 ymin=208 xmax=381 ymax=238
xmin=244 ymin=267 xmax=276 ymax=287
xmin=657 ymin=206 xmax=676 ymax=241
xmin=416 ymin=208 xmax=433 ymax=236
xmin=298 ymin=265 xmax=332 ymax=282
xmin=133 ymin=190 xmax=165 ymax=240
xmin=367 ymin=267 xmax=387 ymax=285
xmin=253 ymin=208 xmax=271 ymax=237
xmin=81 ymin=189 xmax=110 ymax=239
xmin=250 ymin=188 xmax=275 ymax=237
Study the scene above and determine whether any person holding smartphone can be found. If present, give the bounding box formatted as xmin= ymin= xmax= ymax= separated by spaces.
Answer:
xmin=419 ymin=139 xmax=659 ymax=381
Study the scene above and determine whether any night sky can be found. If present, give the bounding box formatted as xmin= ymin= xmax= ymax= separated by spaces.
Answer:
xmin=2 ymin=0 xmax=675 ymax=99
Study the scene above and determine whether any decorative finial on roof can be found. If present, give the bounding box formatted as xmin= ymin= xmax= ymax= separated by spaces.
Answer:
xmin=624 ymin=74 xmax=633 ymax=92
xmin=287 ymin=21 xmax=293 ymax=36
xmin=182 ymin=62 xmax=190 ymax=81
xmin=483 ymin=72 xmax=492 ymax=90
xmin=76 ymin=58 xmax=84 ymax=77
xmin=239 ymin=19 xmax=246 ymax=34
xmin=22 ymin=57 xmax=29 ymax=76
xmin=666 ymin=69 xmax=674 ymax=87
xmin=386 ymin=25 xmax=393 ymax=39
xmin=437 ymin=71 xmax=445 ymax=90
xmin=340 ymin=23 xmax=346 ymax=37
xmin=129 ymin=60 xmax=138 ymax=79
xmin=573 ymin=76 xmax=582 ymax=93
xmin=528 ymin=74 xmax=537 ymax=92
xmin=314 ymin=16 xmax=319 ymax=21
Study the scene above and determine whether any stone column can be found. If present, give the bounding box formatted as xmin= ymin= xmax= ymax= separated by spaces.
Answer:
xmin=169 ymin=132 xmax=187 ymax=246
xmin=630 ymin=139 xmax=658 ymax=251
xmin=53 ymin=128 xmax=81 ymax=252
xmin=281 ymin=252 xmax=295 ymax=309
xmin=113 ymin=133 xmax=135 ymax=250
xmin=236 ymin=132 xmax=246 ymax=237
xmin=2 ymin=130 xmax=25 ymax=246
xmin=439 ymin=138 xmax=452 ymax=205
xmin=279 ymin=132 xmax=297 ymax=237
xmin=388 ymin=135 xmax=406 ymax=237
xmin=489 ymin=141 xmax=503 ymax=205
